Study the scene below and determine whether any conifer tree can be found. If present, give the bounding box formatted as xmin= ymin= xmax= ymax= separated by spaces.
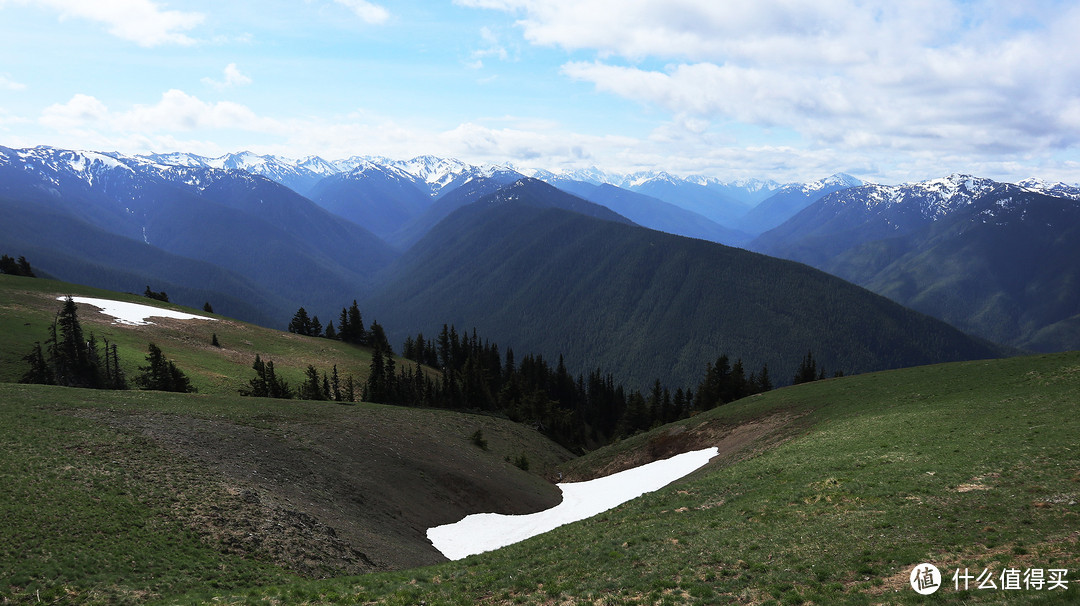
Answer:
xmin=20 ymin=342 xmax=53 ymax=385
xmin=288 ymin=307 xmax=312 ymax=335
xmin=330 ymin=364 xmax=341 ymax=401
xmin=136 ymin=343 xmax=194 ymax=393
xmin=793 ymin=351 xmax=819 ymax=385
xmin=344 ymin=375 xmax=356 ymax=403
xmin=300 ymin=364 xmax=325 ymax=400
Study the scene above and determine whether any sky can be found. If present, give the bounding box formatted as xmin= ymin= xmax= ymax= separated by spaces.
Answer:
xmin=1 ymin=0 xmax=1079 ymax=184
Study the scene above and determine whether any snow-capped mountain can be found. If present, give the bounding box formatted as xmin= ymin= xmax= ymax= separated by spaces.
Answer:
xmin=752 ymin=173 xmax=1016 ymax=260
xmin=140 ymin=151 xmax=338 ymax=196
xmin=0 ymin=144 xmax=398 ymax=328
xmin=386 ymin=155 xmax=524 ymax=198
xmin=733 ymin=173 xmax=862 ymax=235
xmin=1018 ymin=178 xmax=1080 ymax=201
xmin=748 ymin=172 xmax=1080 ymax=352
xmin=824 ymin=173 xmax=999 ymax=222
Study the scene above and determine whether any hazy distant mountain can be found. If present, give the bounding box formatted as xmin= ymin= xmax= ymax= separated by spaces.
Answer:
xmin=365 ymin=178 xmax=1006 ymax=389
xmin=308 ymin=161 xmax=432 ymax=242
xmin=735 ymin=173 xmax=863 ymax=235
xmin=0 ymin=146 xmax=397 ymax=325
xmin=144 ymin=151 xmax=338 ymax=196
xmin=620 ymin=172 xmax=752 ymax=227
xmin=752 ymin=174 xmax=1080 ymax=351
xmin=541 ymin=181 xmax=752 ymax=246
xmin=386 ymin=171 xmax=527 ymax=249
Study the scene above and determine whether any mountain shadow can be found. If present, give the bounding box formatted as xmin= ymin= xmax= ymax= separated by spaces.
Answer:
xmin=364 ymin=180 xmax=1008 ymax=390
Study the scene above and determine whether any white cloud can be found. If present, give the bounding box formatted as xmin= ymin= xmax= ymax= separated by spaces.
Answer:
xmin=202 ymin=63 xmax=253 ymax=90
xmin=39 ymin=90 xmax=278 ymax=135
xmin=332 ymin=0 xmax=390 ymax=25
xmin=464 ymin=0 xmax=1080 ymax=177
xmin=40 ymin=94 xmax=111 ymax=130
xmin=0 ymin=73 xmax=27 ymax=91
xmin=16 ymin=0 xmax=205 ymax=46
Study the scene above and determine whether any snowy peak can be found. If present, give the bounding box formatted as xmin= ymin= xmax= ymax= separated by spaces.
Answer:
xmin=392 ymin=155 xmax=471 ymax=185
xmin=386 ymin=155 xmax=523 ymax=197
xmin=0 ymin=146 xmax=141 ymax=190
xmin=801 ymin=173 xmax=863 ymax=194
xmin=1018 ymin=177 xmax=1080 ymax=201
xmin=822 ymin=173 xmax=1025 ymax=223
xmin=625 ymin=171 xmax=681 ymax=188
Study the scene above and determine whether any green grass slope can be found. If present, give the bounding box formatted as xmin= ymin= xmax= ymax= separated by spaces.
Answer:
xmin=0 ymin=274 xmax=386 ymax=395
xmin=200 ymin=351 xmax=1079 ymax=605
xmin=0 ymin=382 xmax=573 ymax=604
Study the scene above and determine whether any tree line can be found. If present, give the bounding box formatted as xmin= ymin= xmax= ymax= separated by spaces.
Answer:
xmin=0 ymin=254 xmax=35 ymax=278
xmin=20 ymin=296 xmax=195 ymax=393
xmin=267 ymin=302 xmax=844 ymax=451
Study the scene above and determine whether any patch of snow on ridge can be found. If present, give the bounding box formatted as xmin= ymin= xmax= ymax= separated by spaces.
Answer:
xmin=427 ymin=447 xmax=719 ymax=560
xmin=58 ymin=296 xmax=217 ymax=326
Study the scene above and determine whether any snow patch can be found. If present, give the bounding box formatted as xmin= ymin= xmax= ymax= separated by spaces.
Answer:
xmin=427 ymin=447 xmax=719 ymax=560
xmin=58 ymin=296 xmax=217 ymax=326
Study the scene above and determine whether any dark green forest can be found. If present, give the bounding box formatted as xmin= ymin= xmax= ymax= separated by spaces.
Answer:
xmin=364 ymin=193 xmax=1008 ymax=390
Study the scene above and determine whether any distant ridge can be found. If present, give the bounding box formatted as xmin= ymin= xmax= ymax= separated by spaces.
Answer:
xmin=364 ymin=179 xmax=1007 ymax=389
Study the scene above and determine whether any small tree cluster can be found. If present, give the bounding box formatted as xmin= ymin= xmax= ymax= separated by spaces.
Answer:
xmin=143 ymin=286 xmax=169 ymax=302
xmin=21 ymin=296 xmax=126 ymax=389
xmin=135 ymin=343 xmax=195 ymax=393
xmin=286 ymin=301 xmax=371 ymax=344
xmin=240 ymin=354 xmax=293 ymax=399
xmin=693 ymin=354 xmax=772 ymax=411
xmin=240 ymin=356 xmax=357 ymax=403
xmin=791 ymin=350 xmax=843 ymax=385
xmin=287 ymin=307 xmax=323 ymax=337
xmin=0 ymin=255 xmax=35 ymax=277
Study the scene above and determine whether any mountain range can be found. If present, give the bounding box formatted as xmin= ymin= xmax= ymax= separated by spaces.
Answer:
xmin=751 ymin=174 xmax=1080 ymax=351
xmin=4 ymin=144 xmax=1078 ymax=388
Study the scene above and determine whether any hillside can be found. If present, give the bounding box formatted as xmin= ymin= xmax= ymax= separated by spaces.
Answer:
xmin=207 ymin=350 xmax=1080 ymax=604
xmin=364 ymin=182 xmax=1008 ymax=390
xmin=0 ymin=146 xmax=399 ymax=326
xmin=5 ymin=337 xmax=1075 ymax=603
xmin=0 ymin=274 xmax=400 ymax=396
xmin=553 ymin=181 xmax=752 ymax=246
xmin=0 ymin=275 xmax=575 ymax=602
xmin=751 ymin=176 xmax=1080 ymax=351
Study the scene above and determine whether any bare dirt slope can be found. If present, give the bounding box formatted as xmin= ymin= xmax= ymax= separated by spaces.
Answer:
xmin=74 ymin=401 xmax=571 ymax=575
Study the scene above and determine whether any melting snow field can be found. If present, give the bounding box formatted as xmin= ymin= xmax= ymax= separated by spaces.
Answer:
xmin=58 ymin=296 xmax=218 ymax=326
xmin=428 ymin=447 xmax=719 ymax=560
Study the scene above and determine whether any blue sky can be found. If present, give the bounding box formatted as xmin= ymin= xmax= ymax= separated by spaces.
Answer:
xmin=1 ymin=0 xmax=1079 ymax=184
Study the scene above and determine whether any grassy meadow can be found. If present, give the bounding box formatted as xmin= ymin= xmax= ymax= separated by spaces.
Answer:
xmin=0 ymin=274 xmax=1077 ymax=604
xmin=196 ymin=352 xmax=1080 ymax=605
xmin=0 ymin=274 xmax=390 ymax=395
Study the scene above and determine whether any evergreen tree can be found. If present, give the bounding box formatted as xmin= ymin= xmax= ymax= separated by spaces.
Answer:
xmin=0 ymin=255 xmax=36 ymax=277
xmin=211 ymin=333 xmax=221 ymax=347
xmin=265 ymin=360 xmax=292 ymax=399
xmin=288 ymin=307 xmax=312 ymax=335
xmin=330 ymin=364 xmax=341 ymax=401
xmin=344 ymin=375 xmax=356 ymax=403
xmin=242 ymin=354 xmax=269 ymax=397
xmin=143 ymin=286 xmax=169 ymax=302
xmin=367 ymin=346 xmax=386 ymax=402
xmin=324 ymin=321 xmax=337 ymax=340
xmin=20 ymin=342 xmax=53 ymax=385
xmin=136 ymin=343 xmax=194 ymax=393
xmin=793 ymin=351 xmax=819 ymax=385
xmin=203 ymin=302 xmax=213 ymax=313
xmin=300 ymin=364 xmax=325 ymax=400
